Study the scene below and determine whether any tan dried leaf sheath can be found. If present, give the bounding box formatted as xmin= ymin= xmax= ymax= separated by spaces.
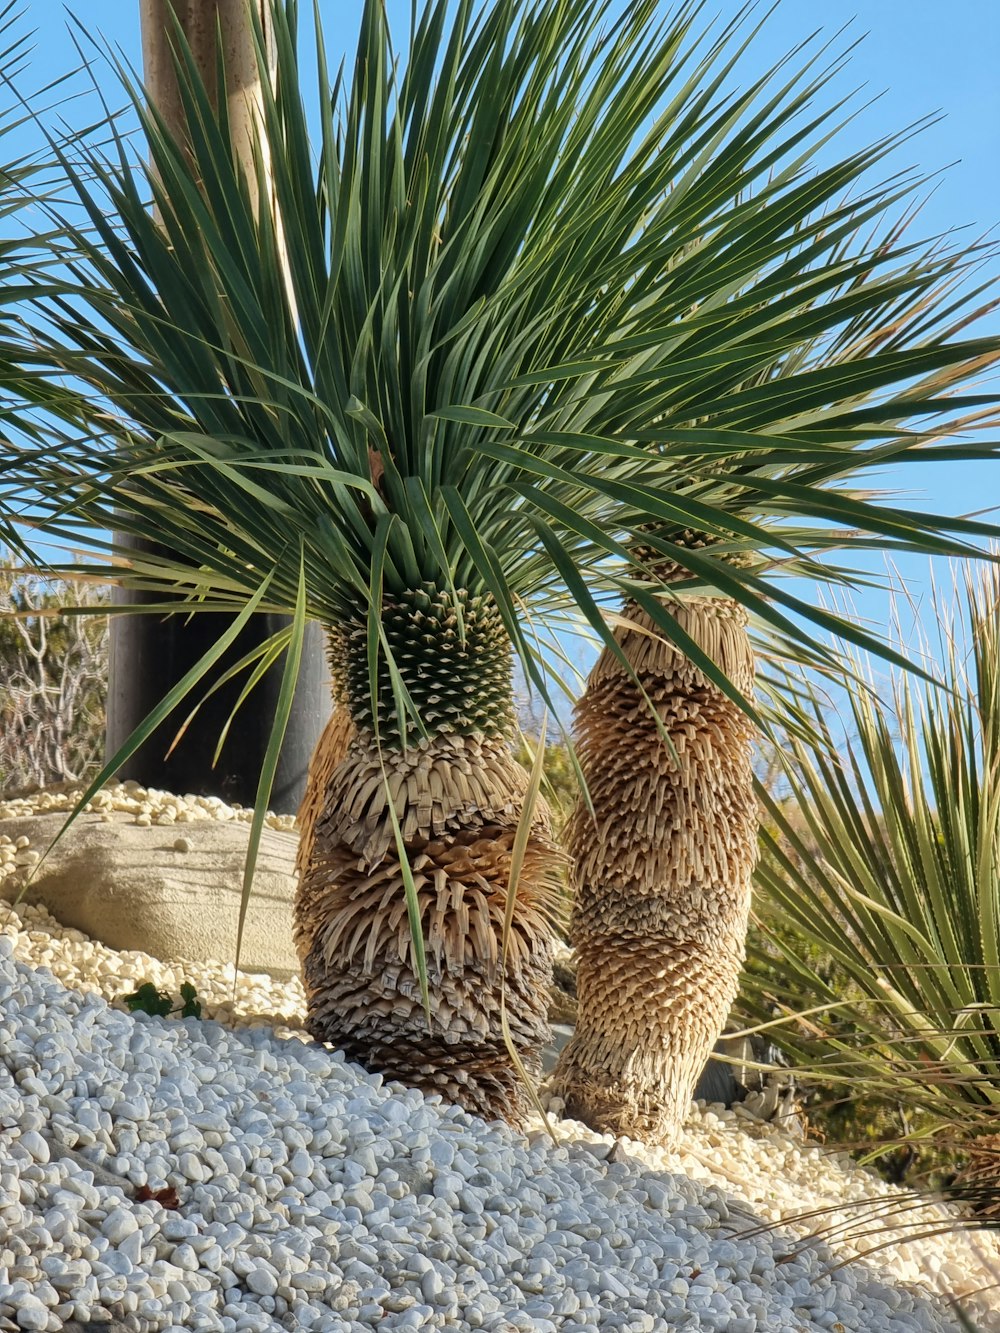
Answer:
xmin=295 ymin=732 xmax=558 ymax=1122
xmin=296 ymin=707 xmax=354 ymax=880
xmin=293 ymin=595 xmax=559 ymax=1126
xmin=550 ymin=590 xmax=758 ymax=1143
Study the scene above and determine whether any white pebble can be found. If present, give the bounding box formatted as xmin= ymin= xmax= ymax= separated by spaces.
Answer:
xmin=15 ymin=1296 xmax=49 ymax=1330
xmin=246 ymin=1264 xmax=279 ymax=1296
xmin=18 ymin=1131 xmax=49 ymax=1163
xmin=101 ymin=1206 xmax=138 ymax=1244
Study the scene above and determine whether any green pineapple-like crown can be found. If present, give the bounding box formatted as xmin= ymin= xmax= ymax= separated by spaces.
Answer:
xmin=332 ymin=584 xmax=514 ymax=747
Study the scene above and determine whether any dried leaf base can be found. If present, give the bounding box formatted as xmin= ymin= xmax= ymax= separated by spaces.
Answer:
xmin=550 ymin=932 xmax=746 ymax=1143
xmin=295 ymin=705 xmax=354 ymax=879
xmin=295 ymin=730 xmax=559 ymax=1125
xmin=551 ymin=592 xmax=757 ymax=1145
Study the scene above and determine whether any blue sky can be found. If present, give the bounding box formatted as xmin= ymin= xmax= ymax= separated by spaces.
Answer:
xmin=9 ymin=1 xmax=1000 ymax=684
xmin=23 ymin=1 xmax=997 ymax=236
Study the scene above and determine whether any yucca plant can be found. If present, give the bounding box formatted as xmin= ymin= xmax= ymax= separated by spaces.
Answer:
xmin=6 ymin=0 xmax=1000 ymax=1127
xmin=740 ymin=565 xmax=1000 ymax=1178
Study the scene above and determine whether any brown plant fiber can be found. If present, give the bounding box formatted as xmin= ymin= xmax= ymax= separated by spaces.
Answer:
xmin=295 ymin=730 xmax=560 ymax=1124
xmin=295 ymin=706 xmax=354 ymax=880
xmin=952 ymin=1134 xmax=1000 ymax=1217
xmin=550 ymin=593 xmax=758 ymax=1143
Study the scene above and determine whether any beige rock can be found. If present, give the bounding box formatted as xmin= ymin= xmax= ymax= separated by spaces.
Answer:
xmin=0 ymin=810 xmax=299 ymax=978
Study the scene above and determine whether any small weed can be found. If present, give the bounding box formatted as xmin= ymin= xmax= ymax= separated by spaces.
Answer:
xmin=124 ymin=980 xmax=202 ymax=1020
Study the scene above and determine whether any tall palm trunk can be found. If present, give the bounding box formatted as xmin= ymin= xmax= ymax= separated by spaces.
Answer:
xmin=294 ymin=587 xmax=558 ymax=1124
xmin=140 ymin=0 xmax=273 ymax=188
xmin=551 ymin=568 xmax=757 ymax=1143
xmin=114 ymin=2 xmax=327 ymax=811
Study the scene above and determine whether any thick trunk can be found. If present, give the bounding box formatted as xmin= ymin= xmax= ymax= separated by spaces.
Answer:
xmin=293 ymin=591 xmax=558 ymax=1124
xmin=295 ymin=705 xmax=354 ymax=879
xmin=550 ymin=592 xmax=757 ymax=1143
xmin=140 ymin=0 xmax=274 ymax=189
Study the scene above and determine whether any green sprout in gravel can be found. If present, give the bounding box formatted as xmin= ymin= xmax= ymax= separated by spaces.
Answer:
xmin=124 ymin=980 xmax=203 ymax=1020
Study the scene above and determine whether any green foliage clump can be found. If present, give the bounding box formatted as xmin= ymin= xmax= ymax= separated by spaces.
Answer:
xmin=514 ymin=734 xmax=579 ymax=835
xmin=742 ymin=901 xmax=964 ymax=1190
xmin=740 ymin=565 xmax=1000 ymax=1200
xmin=124 ymin=981 xmax=202 ymax=1020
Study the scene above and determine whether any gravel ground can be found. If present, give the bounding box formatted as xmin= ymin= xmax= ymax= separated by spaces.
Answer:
xmin=0 ymin=786 xmax=999 ymax=1332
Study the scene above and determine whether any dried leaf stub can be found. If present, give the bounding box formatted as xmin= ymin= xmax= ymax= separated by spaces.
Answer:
xmin=135 ymin=1184 xmax=181 ymax=1210
xmin=551 ymin=594 xmax=758 ymax=1144
xmin=294 ymin=729 xmax=559 ymax=1124
xmin=367 ymin=446 xmax=385 ymax=494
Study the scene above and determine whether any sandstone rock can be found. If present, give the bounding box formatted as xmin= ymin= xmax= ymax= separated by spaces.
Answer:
xmin=0 ymin=810 xmax=299 ymax=977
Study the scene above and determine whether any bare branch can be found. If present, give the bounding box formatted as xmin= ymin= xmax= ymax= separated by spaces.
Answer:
xmin=0 ymin=563 xmax=108 ymax=791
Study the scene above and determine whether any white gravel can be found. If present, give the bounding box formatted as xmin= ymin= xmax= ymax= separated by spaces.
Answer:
xmin=0 ymin=781 xmax=298 ymax=832
xmin=0 ymin=791 xmax=999 ymax=1331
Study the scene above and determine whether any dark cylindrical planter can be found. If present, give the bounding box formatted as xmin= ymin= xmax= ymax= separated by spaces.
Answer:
xmin=116 ymin=10 xmax=324 ymax=813
xmin=107 ymin=564 xmax=330 ymax=814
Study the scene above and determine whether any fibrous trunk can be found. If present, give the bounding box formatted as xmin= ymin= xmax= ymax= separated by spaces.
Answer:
xmin=550 ymin=575 xmax=757 ymax=1143
xmin=294 ymin=587 xmax=558 ymax=1124
xmin=296 ymin=704 xmax=354 ymax=879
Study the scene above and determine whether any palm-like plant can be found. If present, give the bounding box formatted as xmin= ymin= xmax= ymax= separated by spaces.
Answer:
xmin=547 ymin=328 xmax=1000 ymax=1144
xmin=6 ymin=0 xmax=1000 ymax=1126
xmin=741 ymin=565 xmax=1000 ymax=1140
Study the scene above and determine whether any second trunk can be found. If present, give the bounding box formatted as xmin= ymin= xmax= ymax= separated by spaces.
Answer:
xmin=550 ymin=584 xmax=758 ymax=1143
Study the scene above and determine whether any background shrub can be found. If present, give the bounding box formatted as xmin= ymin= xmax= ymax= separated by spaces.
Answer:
xmin=0 ymin=560 xmax=108 ymax=792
